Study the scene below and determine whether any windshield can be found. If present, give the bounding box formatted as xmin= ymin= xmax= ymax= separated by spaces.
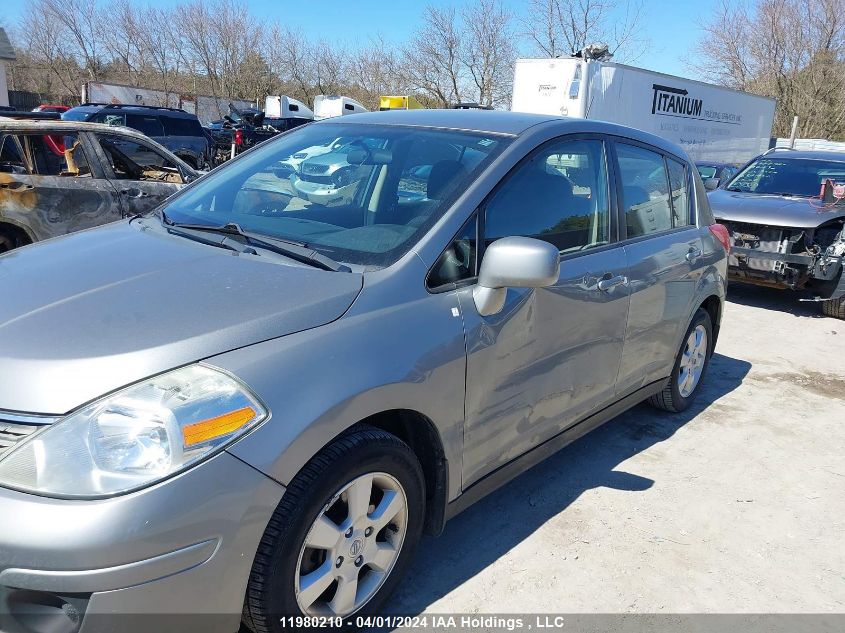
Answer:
xmin=697 ymin=166 xmax=717 ymax=179
xmin=160 ymin=122 xmax=509 ymax=268
xmin=728 ymin=157 xmax=845 ymax=197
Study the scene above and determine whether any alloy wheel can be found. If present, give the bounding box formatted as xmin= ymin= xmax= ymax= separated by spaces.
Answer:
xmin=294 ymin=472 xmax=408 ymax=616
xmin=678 ymin=324 xmax=708 ymax=398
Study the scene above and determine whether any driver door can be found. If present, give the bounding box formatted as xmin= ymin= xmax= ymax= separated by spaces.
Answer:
xmin=92 ymin=132 xmax=187 ymax=216
xmin=454 ymin=136 xmax=631 ymax=487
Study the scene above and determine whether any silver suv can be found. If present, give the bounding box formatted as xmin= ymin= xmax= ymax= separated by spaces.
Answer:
xmin=0 ymin=110 xmax=728 ymax=633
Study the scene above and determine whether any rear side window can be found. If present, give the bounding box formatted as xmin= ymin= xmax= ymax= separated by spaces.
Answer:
xmin=98 ymin=134 xmax=184 ymax=184
xmin=126 ymin=114 xmax=165 ymax=137
xmin=16 ymin=133 xmax=91 ymax=177
xmin=162 ymin=116 xmax=203 ymax=136
xmin=666 ymin=158 xmax=691 ymax=226
xmin=616 ymin=144 xmax=672 ymax=237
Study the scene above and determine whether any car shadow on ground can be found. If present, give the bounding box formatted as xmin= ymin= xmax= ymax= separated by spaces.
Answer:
xmin=384 ymin=352 xmax=752 ymax=616
xmin=726 ymin=282 xmax=824 ymax=318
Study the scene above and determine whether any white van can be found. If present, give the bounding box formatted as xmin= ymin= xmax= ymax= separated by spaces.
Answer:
xmin=313 ymin=95 xmax=369 ymax=120
xmin=512 ymin=57 xmax=776 ymax=164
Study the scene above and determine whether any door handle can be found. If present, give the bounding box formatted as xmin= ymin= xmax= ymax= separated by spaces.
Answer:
xmin=685 ymin=247 xmax=703 ymax=263
xmin=597 ymin=274 xmax=628 ymax=292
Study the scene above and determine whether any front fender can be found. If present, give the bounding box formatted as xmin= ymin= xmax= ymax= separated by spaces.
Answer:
xmin=211 ymin=258 xmax=467 ymax=502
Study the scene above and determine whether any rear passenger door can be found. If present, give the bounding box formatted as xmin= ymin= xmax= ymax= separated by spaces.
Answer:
xmin=92 ymin=133 xmax=187 ymax=216
xmin=0 ymin=131 xmax=123 ymax=241
xmin=612 ymin=141 xmax=704 ymax=396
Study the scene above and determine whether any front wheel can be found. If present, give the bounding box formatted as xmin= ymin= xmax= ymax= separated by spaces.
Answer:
xmin=242 ymin=427 xmax=425 ymax=632
xmin=648 ymin=308 xmax=713 ymax=413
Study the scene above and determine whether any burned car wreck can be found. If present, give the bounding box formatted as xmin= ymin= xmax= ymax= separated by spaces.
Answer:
xmin=0 ymin=119 xmax=199 ymax=253
xmin=708 ymin=149 xmax=845 ymax=318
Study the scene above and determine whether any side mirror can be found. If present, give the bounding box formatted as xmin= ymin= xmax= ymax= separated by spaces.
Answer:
xmin=703 ymin=177 xmax=720 ymax=191
xmin=473 ymin=237 xmax=560 ymax=317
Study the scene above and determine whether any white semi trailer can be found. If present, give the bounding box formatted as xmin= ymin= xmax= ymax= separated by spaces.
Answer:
xmin=512 ymin=57 xmax=776 ymax=164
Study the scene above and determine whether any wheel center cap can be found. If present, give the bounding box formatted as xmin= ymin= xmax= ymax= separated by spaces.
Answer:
xmin=349 ymin=537 xmax=364 ymax=557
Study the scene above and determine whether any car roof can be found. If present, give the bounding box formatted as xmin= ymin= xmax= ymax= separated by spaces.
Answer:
xmin=0 ymin=118 xmax=154 ymax=137
xmin=319 ymin=109 xmax=558 ymax=136
xmin=0 ymin=119 xmax=197 ymax=172
xmin=764 ymin=149 xmax=845 ymax=161
xmin=65 ymin=104 xmax=198 ymax=119
xmin=314 ymin=109 xmax=693 ymax=160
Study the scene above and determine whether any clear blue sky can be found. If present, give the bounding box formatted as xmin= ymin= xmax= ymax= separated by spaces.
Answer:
xmin=0 ymin=0 xmax=705 ymax=79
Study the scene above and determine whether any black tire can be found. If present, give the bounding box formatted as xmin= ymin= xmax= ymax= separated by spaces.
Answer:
xmin=648 ymin=308 xmax=714 ymax=413
xmin=242 ymin=426 xmax=425 ymax=633
xmin=821 ymin=297 xmax=845 ymax=320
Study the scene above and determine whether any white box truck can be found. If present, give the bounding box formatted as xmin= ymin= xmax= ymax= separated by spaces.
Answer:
xmin=512 ymin=58 xmax=776 ymax=164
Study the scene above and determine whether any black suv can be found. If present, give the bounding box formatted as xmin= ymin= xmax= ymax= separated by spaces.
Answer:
xmin=63 ymin=104 xmax=210 ymax=170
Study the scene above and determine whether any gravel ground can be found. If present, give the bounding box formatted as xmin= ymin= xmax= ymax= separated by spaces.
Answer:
xmin=388 ymin=284 xmax=845 ymax=615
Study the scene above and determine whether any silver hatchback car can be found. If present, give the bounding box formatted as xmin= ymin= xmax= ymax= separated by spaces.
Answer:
xmin=0 ymin=110 xmax=728 ymax=633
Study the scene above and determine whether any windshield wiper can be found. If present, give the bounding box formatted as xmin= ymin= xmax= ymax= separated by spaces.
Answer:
xmin=160 ymin=213 xmax=351 ymax=272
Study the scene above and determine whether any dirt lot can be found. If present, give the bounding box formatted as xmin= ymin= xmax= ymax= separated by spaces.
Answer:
xmin=389 ymin=284 xmax=845 ymax=615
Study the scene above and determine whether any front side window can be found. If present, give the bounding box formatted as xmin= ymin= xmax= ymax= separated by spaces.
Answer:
xmin=727 ymin=157 xmax=845 ymax=197
xmin=161 ymin=123 xmax=509 ymax=268
xmin=617 ymin=144 xmax=672 ymax=237
xmin=16 ymin=132 xmax=91 ymax=177
xmin=98 ymin=134 xmax=184 ymax=183
xmin=484 ymin=138 xmax=610 ymax=253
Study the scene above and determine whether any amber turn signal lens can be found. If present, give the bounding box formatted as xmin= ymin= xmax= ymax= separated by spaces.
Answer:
xmin=182 ymin=406 xmax=257 ymax=447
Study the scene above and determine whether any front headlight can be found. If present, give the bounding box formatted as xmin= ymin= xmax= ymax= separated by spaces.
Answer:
xmin=0 ymin=365 xmax=267 ymax=498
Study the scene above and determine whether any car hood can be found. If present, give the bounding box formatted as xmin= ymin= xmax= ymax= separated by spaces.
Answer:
xmin=708 ymin=189 xmax=845 ymax=228
xmin=0 ymin=221 xmax=363 ymax=414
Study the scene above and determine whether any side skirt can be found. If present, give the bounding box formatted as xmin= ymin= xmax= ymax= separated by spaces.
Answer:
xmin=443 ymin=378 xmax=668 ymax=523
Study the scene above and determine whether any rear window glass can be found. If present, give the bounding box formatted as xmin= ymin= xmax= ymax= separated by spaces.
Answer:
xmin=162 ymin=116 xmax=203 ymax=136
xmin=126 ymin=114 xmax=165 ymax=137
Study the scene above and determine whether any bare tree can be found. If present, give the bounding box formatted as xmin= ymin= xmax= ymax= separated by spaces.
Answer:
xmin=403 ymin=6 xmax=464 ymax=107
xmin=694 ymin=0 xmax=845 ymax=139
xmin=523 ymin=0 xmax=648 ymax=61
xmin=461 ymin=0 xmax=518 ymax=107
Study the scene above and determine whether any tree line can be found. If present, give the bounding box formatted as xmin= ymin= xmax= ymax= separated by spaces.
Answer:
xmin=6 ymin=0 xmax=845 ymax=140
xmin=6 ymin=0 xmax=647 ymax=114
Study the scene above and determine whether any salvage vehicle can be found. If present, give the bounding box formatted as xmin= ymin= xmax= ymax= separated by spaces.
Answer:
xmin=278 ymin=136 xmax=349 ymax=174
xmin=0 ymin=119 xmax=199 ymax=252
xmin=0 ymin=110 xmax=727 ymax=633
xmin=207 ymin=104 xmax=303 ymax=165
xmin=63 ymin=103 xmax=211 ymax=170
xmin=708 ymin=148 xmax=845 ymax=318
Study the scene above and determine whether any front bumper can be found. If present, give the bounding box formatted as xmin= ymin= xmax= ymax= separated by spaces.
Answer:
xmin=0 ymin=451 xmax=285 ymax=633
